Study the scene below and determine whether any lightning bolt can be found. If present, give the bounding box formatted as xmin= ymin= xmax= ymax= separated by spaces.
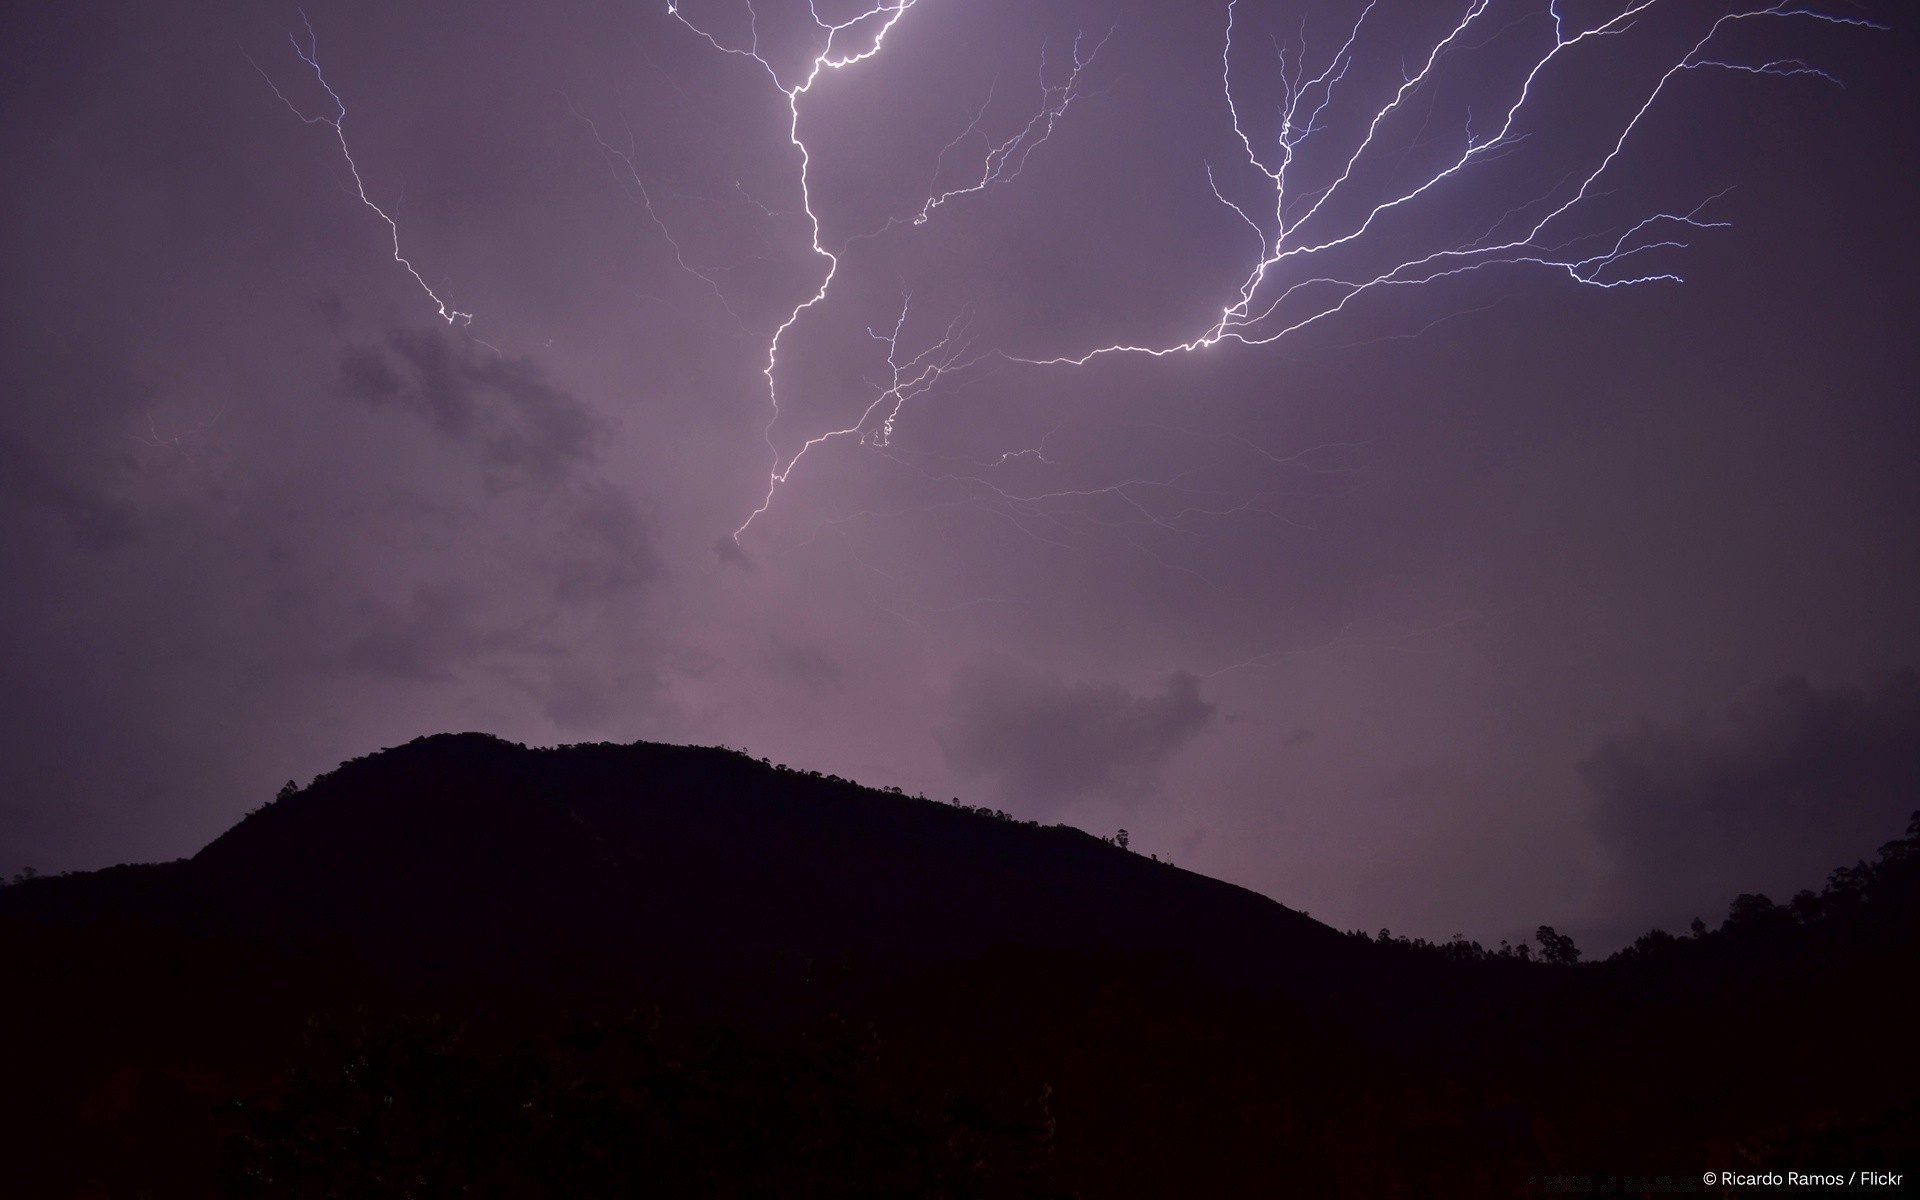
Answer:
xmin=253 ymin=12 xmax=473 ymax=327
xmin=566 ymin=95 xmax=752 ymax=327
xmin=671 ymin=0 xmax=923 ymax=539
xmin=669 ymin=0 xmax=1105 ymax=539
xmin=730 ymin=294 xmax=988 ymax=542
xmin=664 ymin=0 xmax=1874 ymax=541
xmin=901 ymin=27 xmax=1112 ymax=229
xmin=1017 ymin=0 xmax=1874 ymax=368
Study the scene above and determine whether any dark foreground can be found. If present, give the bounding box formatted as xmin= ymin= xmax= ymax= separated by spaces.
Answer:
xmin=4 ymin=734 xmax=1916 ymax=1196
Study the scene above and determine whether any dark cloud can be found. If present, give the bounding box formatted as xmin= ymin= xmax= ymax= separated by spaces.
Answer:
xmin=713 ymin=535 xmax=754 ymax=571
xmin=537 ymin=666 xmax=620 ymax=732
xmin=1583 ymin=671 xmax=1920 ymax=928
xmin=338 ymin=329 xmax=606 ymax=490
xmin=937 ymin=653 xmax=1216 ymax=810
xmin=315 ymin=290 xmax=347 ymax=332
xmin=0 ymin=341 xmax=153 ymax=551
xmin=551 ymin=481 xmax=662 ymax=605
xmin=765 ymin=636 xmax=843 ymax=692
xmin=0 ymin=430 xmax=140 ymax=550
xmin=340 ymin=583 xmax=540 ymax=683
xmin=3 ymin=340 xmax=153 ymax=435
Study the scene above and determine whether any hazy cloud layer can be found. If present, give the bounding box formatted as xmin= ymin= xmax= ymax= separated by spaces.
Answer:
xmin=550 ymin=480 xmax=663 ymax=605
xmin=0 ymin=341 xmax=154 ymax=552
xmin=939 ymin=654 xmax=1216 ymax=809
xmin=765 ymin=636 xmax=844 ymax=693
xmin=339 ymin=329 xmax=606 ymax=490
xmin=1584 ymin=671 xmax=1920 ymax=928
xmin=0 ymin=429 xmax=141 ymax=550
xmin=340 ymin=582 xmax=538 ymax=683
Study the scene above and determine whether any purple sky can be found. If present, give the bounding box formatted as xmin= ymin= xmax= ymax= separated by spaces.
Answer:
xmin=3 ymin=0 xmax=1915 ymax=952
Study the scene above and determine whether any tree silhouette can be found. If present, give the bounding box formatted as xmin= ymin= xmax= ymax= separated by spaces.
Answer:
xmin=1534 ymin=925 xmax=1581 ymax=966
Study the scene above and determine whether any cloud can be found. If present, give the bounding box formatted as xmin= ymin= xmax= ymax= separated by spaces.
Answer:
xmin=0 ymin=430 xmax=140 ymax=550
xmin=937 ymin=653 xmax=1216 ymax=809
xmin=712 ymin=534 xmax=754 ymax=571
xmin=338 ymin=328 xmax=606 ymax=489
xmin=339 ymin=582 xmax=539 ymax=683
xmin=0 ymin=340 xmax=153 ymax=551
xmin=550 ymin=480 xmax=662 ymax=605
xmin=765 ymin=636 xmax=843 ymax=692
xmin=1582 ymin=670 xmax=1920 ymax=926
xmin=538 ymin=666 xmax=618 ymax=732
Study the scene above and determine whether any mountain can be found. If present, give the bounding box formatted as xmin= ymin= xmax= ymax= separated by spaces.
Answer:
xmin=4 ymin=733 xmax=1916 ymax=1197
xmin=7 ymin=732 xmax=1361 ymax=998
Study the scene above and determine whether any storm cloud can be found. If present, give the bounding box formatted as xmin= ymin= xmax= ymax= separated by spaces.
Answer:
xmin=938 ymin=654 xmax=1216 ymax=809
xmin=0 ymin=341 xmax=155 ymax=552
xmin=1583 ymin=671 xmax=1920 ymax=929
xmin=339 ymin=329 xmax=607 ymax=491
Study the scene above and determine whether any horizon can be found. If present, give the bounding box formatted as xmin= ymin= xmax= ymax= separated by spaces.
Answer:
xmin=11 ymin=728 xmax=1918 ymax=964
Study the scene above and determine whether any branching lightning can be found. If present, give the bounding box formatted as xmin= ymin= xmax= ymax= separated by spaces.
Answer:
xmin=1015 ymin=0 xmax=1871 ymax=368
xmin=254 ymin=13 xmax=473 ymax=327
xmin=899 ymin=27 xmax=1111 ymax=229
xmin=567 ymin=96 xmax=752 ymax=327
xmin=662 ymin=0 xmax=1874 ymax=541
xmin=255 ymin=2 xmax=1874 ymax=549
xmin=670 ymin=0 xmax=922 ymax=537
xmin=668 ymin=0 xmax=1106 ymax=538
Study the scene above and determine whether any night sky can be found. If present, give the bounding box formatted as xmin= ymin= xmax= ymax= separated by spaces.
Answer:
xmin=3 ymin=0 xmax=1914 ymax=953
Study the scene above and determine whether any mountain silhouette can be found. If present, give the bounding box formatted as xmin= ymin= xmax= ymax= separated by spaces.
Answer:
xmin=9 ymin=732 xmax=1359 ymax=999
xmin=4 ymin=733 xmax=1916 ymax=1197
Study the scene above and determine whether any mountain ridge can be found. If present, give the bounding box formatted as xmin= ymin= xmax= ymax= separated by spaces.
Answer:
xmin=5 ymin=731 xmax=1917 ymax=1196
xmin=7 ymin=731 xmax=1363 ymax=1001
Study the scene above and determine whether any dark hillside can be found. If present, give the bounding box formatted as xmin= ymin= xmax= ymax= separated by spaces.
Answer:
xmin=12 ymin=733 xmax=1358 ymax=999
xmin=4 ymin=734 xmax=1916 ymax=1196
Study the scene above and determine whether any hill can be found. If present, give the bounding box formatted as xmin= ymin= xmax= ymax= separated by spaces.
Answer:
xmin=5 ymin=732 xmax=1360 ymax=998
xmin=3 ymin=733 xmax=1916 ymax=1196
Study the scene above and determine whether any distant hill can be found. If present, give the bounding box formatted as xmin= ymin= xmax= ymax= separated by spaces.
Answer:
xmin=4 ymin=733 xmax=1916 ymax=1197
xmin=4 ymin=732 xmax=1362 ymax=998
